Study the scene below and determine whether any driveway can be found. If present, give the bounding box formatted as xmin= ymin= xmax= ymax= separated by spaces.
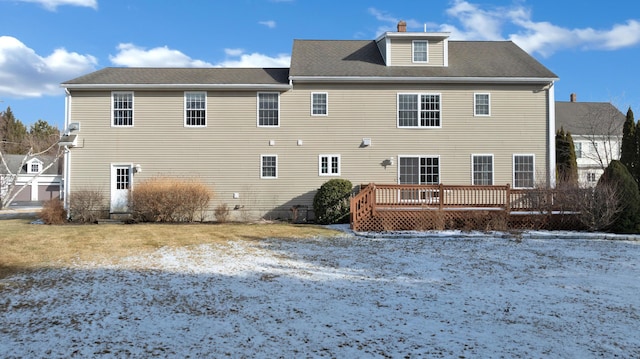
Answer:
xmin=0 ymin=201 xmax=42 ymax=219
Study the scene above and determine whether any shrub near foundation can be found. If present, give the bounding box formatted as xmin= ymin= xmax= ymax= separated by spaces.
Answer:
xmin=131 ymin=177 xmax=213 ymax=222
xmin=39 ymin=199 xmax=67 ymax=225
xmin=69 ymin=189 xmax=108 ymax=223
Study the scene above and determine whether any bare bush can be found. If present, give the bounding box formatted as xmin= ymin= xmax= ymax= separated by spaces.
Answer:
xmin=564 ymin=181 xmax=622 ymax=231
xmin=39 ymin=199 xmax=67 ymax=225
xmin=130 ymin=177 xmax=213 ymax=222
xmin=214 ymin=203 xmax=231 ymax=223
xmin=69 ymin=189 xmax=108 ymax=223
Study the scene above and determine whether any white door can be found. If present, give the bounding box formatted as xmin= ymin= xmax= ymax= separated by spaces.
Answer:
xmin=111 ymin=165 xmax=132 ymax=212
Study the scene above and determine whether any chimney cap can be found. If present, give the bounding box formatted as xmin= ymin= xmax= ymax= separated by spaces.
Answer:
xmin=570 ymin=93 xmax=577 ymax=102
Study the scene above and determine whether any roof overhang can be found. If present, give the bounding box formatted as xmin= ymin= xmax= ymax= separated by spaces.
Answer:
xmin=289 ymin=76 xmax=558 ymax=84
xmin=61 ymin=83 xmax=292 ymax=91
xmin=376 ymin=31 xmax=451 ymax=42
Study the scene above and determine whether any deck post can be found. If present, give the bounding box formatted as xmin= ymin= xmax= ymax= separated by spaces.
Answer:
xmin=439 ymin=183 xmax=444 ymax=211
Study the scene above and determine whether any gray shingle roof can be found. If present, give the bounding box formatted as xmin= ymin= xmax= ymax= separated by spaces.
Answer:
xmin=555 ymin=101 xmax=626 ymax=136
xmin=62 ymin=68 xmax=290 ymax=86
xmin=289 ymin=40 xmax=558 ymax=79
xmin=0 ymin=155 xmax=61 ymax=175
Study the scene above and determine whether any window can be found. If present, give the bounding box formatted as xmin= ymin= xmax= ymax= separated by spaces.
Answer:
xmin=398 ymin=93 xmax=441 ymax=128
xmin=112 ymin=92 xmax=133 ymax=127
xmin=474 ymin=93 xmax=490 ymax=116
xmin=258 ymin=92 xmax=279 ymax=127
xmin=399 ymin=156 xmax=440 ymax=185
xmin=513 ymin=155 xmax=535 ymax=188
xmin=399 ymin=156 xmax=440 ymax=202
xmin=319 ymin=154 xmax=340 ymax=176
xmin=412 ymin=40 xmax=428 ymax=63
xmin=30 ymin=163 xmax=40 ymax=173
xmin=261 ymin=155 xmax=278 ymax=179
xmin=587 ymin=172 xmax=597 ymax=183
xmin=185 ymin=92 xmax=206 ymax=127
xmin=575 ymin=142 xmax=583 ymax=158
xmin=472 ymin=155 xmax=493 ymax=185
xmin=116 ymin=167 xmax=131 ymax=190
xmin=311 ymin=92 xmax=328 ymax=116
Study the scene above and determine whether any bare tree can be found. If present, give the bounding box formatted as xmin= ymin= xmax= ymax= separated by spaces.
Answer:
xmin=565 ymin=182 xmax=622 ymax=231
xmin=0 ymin=142 xmax=64 ymax=209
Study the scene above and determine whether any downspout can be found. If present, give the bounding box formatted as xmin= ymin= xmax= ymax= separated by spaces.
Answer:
xmin=547 ymin=81 xmax=556 ymax=188
xmin=63 ymin=88 xmax=71 ymax=212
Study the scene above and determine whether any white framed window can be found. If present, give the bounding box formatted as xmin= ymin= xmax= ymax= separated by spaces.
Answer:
xmin=184 ymin=92 xmax=206 ymax=127
xmin=260 ymin=155 xmax=278 ymax=179
xmin=412 ymin=40 xmax=428 ymax=63
xmin=474 ymin=93 xmax=490 ymax=116
xmin=26 ymin=159 xmax=42 ymax=174
xmin=574 ymin=142 xmax=583 ymax=158
xmin=258 ymin=92 xmax=279 ymax=127
xmin=398 ymin=156 xmax=440 ymax=185
xmin=397 ymin=93 xmax=441 ymax=128
xmin=587 ymin=172 xmax=597 ymax=183
xmin=112 ymin=91 xmax=134 ymax=127
xmin=472 ymin=154 xmax=494 ymax=185
xmin=311 ymin=92 xmax=328 ymax=116
xmin=319 ymin=154 xmax=340 ymax=176
xmin=513 ymin=154 xmax=535 ymax=188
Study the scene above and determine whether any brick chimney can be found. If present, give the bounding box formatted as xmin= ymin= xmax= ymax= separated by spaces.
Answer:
xmin=397 ymin=20 xmax=407 ymax=32
xmin=570 ymin=93 xmax=577 ymax=102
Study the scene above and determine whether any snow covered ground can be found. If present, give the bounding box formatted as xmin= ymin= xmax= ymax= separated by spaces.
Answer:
xmin=1 ymin=228 xmax=639 ymax=358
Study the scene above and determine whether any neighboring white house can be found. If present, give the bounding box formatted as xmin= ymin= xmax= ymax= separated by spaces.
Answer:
xmin=556 ymin=93 xmax=626 ymax=187
xmin=0 ymin=154 xmax=62 ymax=205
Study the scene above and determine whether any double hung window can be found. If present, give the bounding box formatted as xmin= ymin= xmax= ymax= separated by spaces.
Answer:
xmin=258 ymin=93 xmax=279 ymax=127
xmin=513 ymin=155 xmax=535 ymax=188
xmin=112 ymin=92 xmax=133 ymax=127
xmin=472 ymin=155 xmax=494 ymax=185
xmin=185 ymin=92 xmax=206 ymax=127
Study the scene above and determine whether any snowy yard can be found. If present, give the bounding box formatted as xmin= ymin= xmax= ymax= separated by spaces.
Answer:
xmin=1 ymin=228 xmax=639 ymax=358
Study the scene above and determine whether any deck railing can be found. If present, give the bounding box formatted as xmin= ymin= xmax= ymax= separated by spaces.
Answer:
xmin=351 ymin=183 xmax=556 ymax=230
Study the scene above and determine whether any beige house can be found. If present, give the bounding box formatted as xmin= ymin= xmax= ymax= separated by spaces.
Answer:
xmin=556 ymin=94 xmax=626 ymax=187
xmin=60 ymin=22 xmax=558 ymax=220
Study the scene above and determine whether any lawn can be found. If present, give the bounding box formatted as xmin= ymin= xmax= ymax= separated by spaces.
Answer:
xmin=0 ymin=218 xmax=342 ymax=279
xmin=1 ymin=219 xmax=639 ymax=358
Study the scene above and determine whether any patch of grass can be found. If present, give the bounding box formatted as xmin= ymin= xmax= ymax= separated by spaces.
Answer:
xmin=0 ymin=219 xmax=344 ymax=279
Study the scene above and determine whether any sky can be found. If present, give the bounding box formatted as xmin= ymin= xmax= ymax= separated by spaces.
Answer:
xmin=1 ymin=0 xmax=639 ymax=130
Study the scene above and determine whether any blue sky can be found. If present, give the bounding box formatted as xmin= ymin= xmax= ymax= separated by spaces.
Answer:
xmin=1 ymin=0 xmax=639 ymax=129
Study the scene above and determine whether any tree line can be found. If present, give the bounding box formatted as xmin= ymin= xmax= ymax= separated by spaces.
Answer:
xmin=1 ymin=106 xmax=60 ymax=155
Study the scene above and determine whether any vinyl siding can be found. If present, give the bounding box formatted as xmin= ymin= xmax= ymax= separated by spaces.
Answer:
xmin=389 ymin=38 xmax=446 ymax=66
xmin=67 ymin=83 xmax=549 ymax=219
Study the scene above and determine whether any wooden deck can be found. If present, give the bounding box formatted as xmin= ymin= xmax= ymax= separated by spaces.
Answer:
xmin=350 ymin=183 xmax=575 ymax=232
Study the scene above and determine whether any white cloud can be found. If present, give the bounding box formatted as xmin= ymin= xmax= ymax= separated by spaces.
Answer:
xmin=16 ymin=0 xmax=97 ymax=11
xmin=216 ymin=50 xmax=290 ymax=68
xmin=372 ymin=0 xmax=640 ymax=57
xmin=259 ymin=20 xmax=277 ymax=29
xmin=0 ymin=36 xmax=97 ymax=98
xmin=109 ymin=43 xmax=213 ymax=67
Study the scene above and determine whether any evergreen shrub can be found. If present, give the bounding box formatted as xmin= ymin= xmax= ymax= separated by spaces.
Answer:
xmin=598 ymin=160 xmax=640 ymax=233
xmin=313 ymin=179 xmax=352 ymax=225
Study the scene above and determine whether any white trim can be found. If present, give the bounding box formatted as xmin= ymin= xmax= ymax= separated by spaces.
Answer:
xmin=318 ymin=154 xmax=341 ymax=176
xmin=375 ymin=31 xmax=451 ymax=42
xmin=289 ymin=76 xmax=558 ymax=84
xmin=473 ymin=93 xmax=491 ymax=117
xmin=26 ymin=158 xmax=44 ymax=174
xmin=412 ymin=40 xmax=429 ymax=63
xmin=443 ymin=38 xmax=449 ymax=67
xmin=111 ymin=91 xmax=134 ymax=127
xmin=397 ymin=93 xmax=442 ymax=129
xmin=257 ymin=92 xmax=280 ymax=128
xmin=310 ymin=92 xmax=328 ymax=116
xmin=63 ymin=84 xmax=291 ymax=91
xmin=548 ymin=82 xmax=556 ymax=188
xmin=184 ymin=91 xmax=207 ymax=127
xmin=385 ymin=36 xmax=392 ymax=66
xmin=471 ymin=154 xmax=494 ymax=185
xmin=512 ymin=154 xmax=536 ymax=189
xmin=260 ymin=154 xmax=278 ymax=179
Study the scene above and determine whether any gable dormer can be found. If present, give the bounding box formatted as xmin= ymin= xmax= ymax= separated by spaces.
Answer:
xmin=25 ymin=158 xmax=43 ymax=174
xmin=376 ymin=21 xmax=450 ymax=67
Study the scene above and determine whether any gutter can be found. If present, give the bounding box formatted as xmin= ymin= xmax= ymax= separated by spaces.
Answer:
xmin=289 ymin=76 xmax=559 ymax=84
